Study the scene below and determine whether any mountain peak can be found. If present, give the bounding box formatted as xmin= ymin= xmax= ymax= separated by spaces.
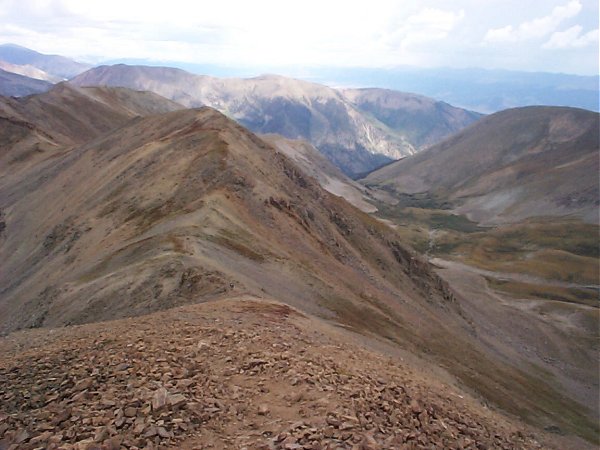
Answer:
xmin=0 ymin=43 xmax=32 ymax=51
xmin=0 ymin=43 xmax=90 ymax=79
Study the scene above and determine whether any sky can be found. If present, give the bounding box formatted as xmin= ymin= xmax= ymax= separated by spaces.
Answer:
xmin=0 ymin=0 xmax=598 ymax=75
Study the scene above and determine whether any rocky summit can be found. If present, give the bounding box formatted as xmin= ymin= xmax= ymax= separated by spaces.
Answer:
xmin=0 ymin=298 xmax=551 ymax=450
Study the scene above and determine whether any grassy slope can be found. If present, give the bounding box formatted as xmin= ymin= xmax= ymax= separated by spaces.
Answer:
xmin=376 ymin=200 xmax=598 ymax=292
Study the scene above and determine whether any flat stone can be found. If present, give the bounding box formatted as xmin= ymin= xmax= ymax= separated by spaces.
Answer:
xmin=157 ymin=426 xmax=171 ymax=439
xmin=14 ymin=429 xmax=30 ymax=444
xmin=167 ymin=394 xmax=186 ymax=409
xmin=152 ymin=388 xmax=168 ymax=412
xmin=74 ymin=378 xmax=93 ymax=392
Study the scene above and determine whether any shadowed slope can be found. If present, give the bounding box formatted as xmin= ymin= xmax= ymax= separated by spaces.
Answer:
xmin=0 ymin=68 xmax=52 ymax=97
xmin=261 ymin=133 xmax=378 ymax=213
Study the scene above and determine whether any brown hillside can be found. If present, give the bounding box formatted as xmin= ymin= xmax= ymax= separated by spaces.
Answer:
xmin=365 ymin=106 xmax=600 ymax=224
xmin=261 ymin=134 xmax=378 ymax=213
xmin=0 ymin=106 xmax=455 ymax=334
xmin=0 ymin=83 xmax=182 ymax=188
xmin=0 ymin=83 xmax=183 ymax=147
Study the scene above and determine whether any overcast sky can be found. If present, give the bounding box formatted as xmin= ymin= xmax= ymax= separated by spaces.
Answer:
xmin=0 ymin=0 xmax=598 ymax=75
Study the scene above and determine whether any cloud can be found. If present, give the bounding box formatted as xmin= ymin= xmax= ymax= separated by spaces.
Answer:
xmin=384 ymin=8 xmax=465 ymax=51
xmin=484 ymin=0 xmax=582 ymax=43
xmin=543 ymin=25 xmax=599 ymax=48
xmin=0 ymin=0 xmax=597 ymax=74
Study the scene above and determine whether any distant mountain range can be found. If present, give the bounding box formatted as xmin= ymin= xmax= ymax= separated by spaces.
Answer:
xmin=0 ymin=43 xmax=90 ymax=80
xmin=86 ymin=57 xmax=600 ymax=114
xmin=365 ymin=106 xmax=600 ymax=225
xmin=307 ymin=66 xmax=600 ymax=114
xmin=70 ymin=65 xmax=480 ymax=177
xmin=2 ymin=43 xmax=597 ymax=175
xmin=1 ymin=43 xmax=597 ymax=115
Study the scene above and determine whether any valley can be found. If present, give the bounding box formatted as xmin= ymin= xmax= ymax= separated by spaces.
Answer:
xmin=363 ymin=112 xmax=599 ymax=444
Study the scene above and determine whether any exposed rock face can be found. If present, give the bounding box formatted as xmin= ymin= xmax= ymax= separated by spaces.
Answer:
xmin=342 ymin=88 xmax=481 ymax=149
xmin=0 ymin=299 xmax=549 ymax=450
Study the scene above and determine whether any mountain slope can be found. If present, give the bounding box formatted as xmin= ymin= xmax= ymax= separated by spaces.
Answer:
xmin=0 ymin=60 xmax=61 ymax=82
xmin=0 ymin=83 xmax=183 ymax=145
xmin=71 ymin=66 xmax=405 ymax=176
xmin=0 ymin=84 xmax=183 ymax=186
xmin=0 ymin=43 xmax=90 ymax=79
xmin=365 ymin=106 xmax=600 ymax=224
xmin=0 ymin=106 xmax=455 ymax=334
xmin=343 ymin=88 xmax=481 ymax=148
xmin=70 ymin=65 xmax=481 ymax=177
xmin=0 ymin=68 xmax=52 ymax=96
xmin=0 ymin=98 xmax=597 ymax=444
xmin=261 ymin=134 xmax=377 ymax=212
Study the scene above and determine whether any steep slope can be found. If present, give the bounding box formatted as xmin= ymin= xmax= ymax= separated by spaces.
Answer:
xmin=343 ymin=88 xmax=481 ymax=148
xmin=0 ymin=298 xmax=566 ymax=450
xmin=261 ymin=134 xmax=377 ymax=212
xmin=0 ymin=43 xmax=91 ymax=79
xmin=365 ymin=106 xmax=600 ymax=224
xmin=70 ymin=65 xmax=481 ymax=177
xmin=1 ymin=83 xmax=183 ymax=145
xmin=0 ymin=83 xmax=183 ymax=183
xmin=0 ymin=106 xmax=454 ymax=334
xmin=362 ymin=105 xmax=599 ymax=433
xmin=0 ymin=68 xmax=52 ymax=96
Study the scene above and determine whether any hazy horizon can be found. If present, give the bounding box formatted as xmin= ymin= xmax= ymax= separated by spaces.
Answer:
xmin=0 ymin=0 xmax=598 ymax=76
